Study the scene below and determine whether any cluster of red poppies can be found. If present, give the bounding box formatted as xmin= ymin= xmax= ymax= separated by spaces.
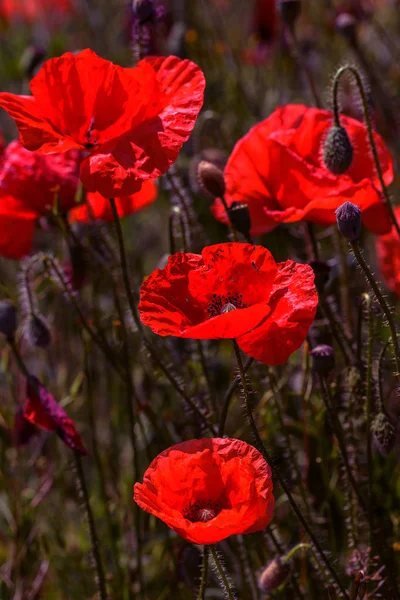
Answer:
xmin=1 ymin=39 xmax=399 ymax=555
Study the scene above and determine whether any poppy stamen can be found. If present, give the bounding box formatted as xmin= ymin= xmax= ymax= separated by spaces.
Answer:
xmin=207 ymin=292 xmax=247 ymax=318
xmin=183 ymin=500 xmax=221 ymax=523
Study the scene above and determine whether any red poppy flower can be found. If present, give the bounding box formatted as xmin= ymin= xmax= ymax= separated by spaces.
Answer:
xmin=212 ymin=104 xmax=393 ymax=236
xmin=134 ymin=437 xmax=274 ymax=544
xmin=23 ymin=376 xmax=87 ymax=455
xmin=376 ymin=207 xmax=400 ymax=297
xmin=69 ymin=181 xmax=157 ymax=222
xmin=139 ymin=242 xmax=317 ymax=365
xmin=0 ymin=140 xmax=81 ymax=214
xmin=0 ymin=49 xmax=205 ymax=198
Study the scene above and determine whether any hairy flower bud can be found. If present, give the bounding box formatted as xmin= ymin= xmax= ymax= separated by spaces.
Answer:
xmin=278 ymin=0 xmax=302 ymax=28
xmin=227 ymin=202 xmax=251 ymax=238
xmin=371 ymin=412 xmax=396 ymax=456
xmin=258 ymin=558 xmax=291 ymax=593
xmin=323 ymin=126 xmax=353 ymax=175
xmin=335 ymin=201 xmax=361 ymax=241
xmin=197 ymin=160 xmax=225 ymax=198
xmin=310 ymin=344 xmax=335 ymax=376
xmin=0 ymin=300 xmax=17 ymax=341
xmin=25 ymin=314 xmax=51 ymax=348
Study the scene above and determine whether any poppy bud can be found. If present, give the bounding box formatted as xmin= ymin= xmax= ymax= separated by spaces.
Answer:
xmin=197 ymin=160 xmax=225 ymax=198
xmin=227 ymin=202 xmax=251 ymax=238
xmin=335 ymin=201 xmax=361 ymax=241
xmin=133 ymin=0 xmax=154 ymax=23
xmin=0 ymin=300 xmax=17 ymax=341
xmin=25 ymin=314 xmax=51 ymax=348
xmin=371 ymin=412 xmax=396 ymax=456
xmin=310 ymin=344 xmax=335 ymax=377
xmin=258 ymin=558 xmax=291 ymax=593
xmin=309 ymin=260 xmax=331 ymax=294
xmin=335 ymin=13 xmax=358 ymax=46
xmin=323 ymin=126 xmax=354 ymax=175
xmin=278 ymin=0 xmax=302 ymax=29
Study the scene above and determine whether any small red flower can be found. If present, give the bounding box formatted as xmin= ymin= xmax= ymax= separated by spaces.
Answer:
xmin=23 ymin=376 xmax=87 ymax=455
xmin=376 ymin=207 xmax=400 ymax=297
xmin=139 ymin=242 xmax=317 ymax=365
xmin=134 ymin=437 xmax=274 ymax=544
xmin=0 ymin=49 xmax=205 ymax=197
xmin=212 ymin=104 xmax=393 ymax=236
xmin=0 ymin=0 xmax=73 ymax=22
xmin=69 ymin=181 xmax=157 ymax=222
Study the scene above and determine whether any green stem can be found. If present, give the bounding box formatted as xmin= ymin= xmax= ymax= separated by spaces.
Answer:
xmin=232 ymin=341 xmax=349 ymax=599
xmin=377 ymin=339 xmax=391 ymax=413
xmin=197 ymin=546 xmax=209 ymax=600
xmin=108 ymin=199 xmax=216 ymax=435
xmin=364 ymin=294 xmax=374 ymax=548
xmin=197 ymin=341 xmax=218 ymax=416
xmin=350 ymin=241 xmax=400 ymax=377
xmin=218 ymin=356 xmax=253 ymax=436
xmin=319 ymin=377 xmax=367 ymax=514
xmin=210 ymin=546 xmax=236 ymax=600
xmin=332 ymin=65 xmax=400 ymax=241
xmin=73 ymin=450 xmax=108 ymax=600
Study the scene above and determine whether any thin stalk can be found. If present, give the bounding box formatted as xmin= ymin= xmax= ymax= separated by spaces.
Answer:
xmin=267 ymin=369 xmax=310 ymax=514
xmin=377 ymin=339 xmax=391 ymax=413
xmin=350 ymin=241 xmax=400 ymax=377
xmin=73 ymin=450 xmax=108 ymax=600
xmin=319 ymin=377 xmax=367 ymax=514
xmin=108 ymin=198 xmax=217 ymax=435
xmin=236 ymin=535 xmax=258 ymax=600
xmin=333 ymin=229 xmax=354 ymax=336
xmin=288 ymin=26 xmax=323 ymax=108
xmin=218 ymin=357 xmax=254 ymax=436
xmin=197 ymin=546 xmax=209 ymax=600
xmin=233 ymin=341 xmax=349 ymax=599
xmin=266 ymin=530 xmax=305 ymax=600
xmin=364 ymin=294 xmax=374 ymax=548
xmin=84 ymin=341 xmax=126 ymax=599
xmin=319 ymin=297 xmax=353 ymax=365
xmin=210 ymin=546 xmax=236 ymax=600
xmin=332 ymin=65 xmax=400 ymax=241
xmin=197 ymin=341 xmax=218 ymax=416
xmin=284 ymin=543 xmax=330 ymax=586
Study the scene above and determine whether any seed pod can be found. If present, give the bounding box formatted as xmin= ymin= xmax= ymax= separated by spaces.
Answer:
xmin=310 ymin=344 xmax=335 ymax=377
xmin=25 ymin=314 xmax=51 ymax=348
xmin=227 ymin=202 xmax=251 ymax=238
xmin=323 ymin=126 xmax=354 ymax=175
xmin=371 ymin=412 xmax=396 ymax=456
xmin=335 ymin=201 xmax=361 ymax=241
xmin=197 ymin=160 xmax=225 ymax=198
xmin=0 ymin=300 xmax=17 ymax=341
xmin=278 ymin=0 xmax=302 ymax=29
xmin=258 ymin=558 xmax=291 ymax=593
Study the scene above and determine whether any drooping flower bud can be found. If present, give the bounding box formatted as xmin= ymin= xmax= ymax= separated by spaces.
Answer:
xmin=323 ymin=126 xmax=353 ymax=175
xmin=227 ymin=202 xmax=251 ymax=239
xmin=0 ymin=300 xmax=17 ymax=341
xmin=258 ymin=558 xmax=291 ymax=593
xmin=197 ymin=160 xmax=225 ymax=198
xmin=25 ymin=314 xmax=51 ymax=348
xmin=335 ymin=201 xmax=361 ymax=241
xmin=310 ymin=344 xmax=335 ymax=377
xmin=278 ymin=0 xmax=302 ymax=29
xmin=371 ymin=412 xmax=396 ymax=456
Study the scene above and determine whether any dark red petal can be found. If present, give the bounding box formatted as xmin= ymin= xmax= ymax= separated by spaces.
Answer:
xmin=0 ymin=196 xmax=37 ymax=259
xmin=237 ymin=262 xmax=318 ymax=365
xmin=376 ymin=207 xmax=400 ymax=297
xmin=24 ymin=376 xmax=87 ymax=455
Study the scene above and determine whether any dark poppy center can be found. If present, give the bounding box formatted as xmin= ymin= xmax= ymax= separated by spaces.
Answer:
xmin=182 ymin=500 xmax=222 ymax=523
xmin=207 ymin=293 xmax=247 ymax=318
